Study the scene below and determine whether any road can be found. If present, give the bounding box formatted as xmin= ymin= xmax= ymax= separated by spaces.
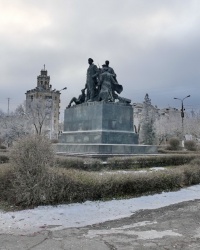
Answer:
xmin=1 ymin=200 xmax=200 ymax=249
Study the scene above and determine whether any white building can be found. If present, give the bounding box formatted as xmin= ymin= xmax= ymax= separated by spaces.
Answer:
xmin=25 ymin=67 xmax=61 ymax=139
xmin=133 ymin=102 xmax=181 ymax=144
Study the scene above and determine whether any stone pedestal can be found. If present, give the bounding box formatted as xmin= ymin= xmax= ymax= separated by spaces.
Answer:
xmin=55 ymin=102 xmax=157 ymax=155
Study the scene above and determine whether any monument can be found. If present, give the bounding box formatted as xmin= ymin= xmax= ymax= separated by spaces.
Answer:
xmin=56 ymin=59 xmax=157 ymax=155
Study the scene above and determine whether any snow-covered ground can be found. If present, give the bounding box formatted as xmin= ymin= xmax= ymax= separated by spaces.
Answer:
xmin=1 ymin=184 xmax=200 ymax=235
xmin=100 ymin=167 xmax=166 ymax=175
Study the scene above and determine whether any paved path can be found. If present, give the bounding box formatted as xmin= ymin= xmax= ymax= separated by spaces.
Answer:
xmin=1 ymin=200 xmax=200 ymax=249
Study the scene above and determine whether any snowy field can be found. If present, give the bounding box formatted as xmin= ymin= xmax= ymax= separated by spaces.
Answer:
xmin=1 ymin=184 xmax=200 ymax=235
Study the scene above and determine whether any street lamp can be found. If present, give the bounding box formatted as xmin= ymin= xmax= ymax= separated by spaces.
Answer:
xmin=50 ymin=87 xmax=67 ymax=140
xmin=59 ymin=87 xmax=67 ymax=92
xmin=174 ymin=95 xmax=190 ymax=141
xmin=58 ymin=87 xmax=67 ymax=137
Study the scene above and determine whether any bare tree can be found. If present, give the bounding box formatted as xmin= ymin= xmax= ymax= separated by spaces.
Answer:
xmin=184 ymin=111 xmax=200 ymax=139
xmin=25 ymin=98 xmax=52 ymax=136
xmin=155 ymin=115 xmax=180 ymax=144
xmin=0 ymin=98 xmax=55 ymax=146
xmin=0 ymin=107 xmax=30 ymax=146
xmin=155 ymin=110 xmax=200 ymax=144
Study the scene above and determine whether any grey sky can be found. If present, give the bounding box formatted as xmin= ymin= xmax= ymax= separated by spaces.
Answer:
xmin=0 ymin=0 xmax=199 ymax=117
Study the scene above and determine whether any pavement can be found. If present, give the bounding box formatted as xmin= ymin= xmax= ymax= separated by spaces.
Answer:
xmin=1 ymin=200 xmax=200 ymax=249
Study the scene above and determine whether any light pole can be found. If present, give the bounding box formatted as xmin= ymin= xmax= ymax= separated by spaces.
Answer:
xmin=57 ymin=87 xmax=67 ymax=138
xmin=174 ymin=95 xmax=190 ymax=141
xmin=7 ymin=98 xmax=10 ymax=116
xmin=50 ymin=87 xmax=67 ymax=140
xmin=59 ymin=87 xmax=67 ymax=92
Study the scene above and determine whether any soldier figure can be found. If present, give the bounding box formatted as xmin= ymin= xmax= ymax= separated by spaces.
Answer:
xmin=67 ymin=89 xmax=86 ymax=108
xmin=98 ymin=64 xmax=123 ymax=102
xmin=105 ymin=60 xmax=118 ymax=83
xmin=85 ymin=58 xmax=99 ymax=101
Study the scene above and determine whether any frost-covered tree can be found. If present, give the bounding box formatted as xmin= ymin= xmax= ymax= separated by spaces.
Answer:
xmin=140 ymin=94 xmax=156 ymax=145
xmin=155 ymin=113 xmax=181 ymax=144
xmin=183 ymin=111 xmax=200 ymax=139
xmin=25 ymin=98 xmax=52 ymax=136
xmin=0 ymin=98 xmax=55 ymax=146
xmin=0 ymin=107 xmax=30 ymax=146
xmin=155 ymin=109 xmax=200 ymax=144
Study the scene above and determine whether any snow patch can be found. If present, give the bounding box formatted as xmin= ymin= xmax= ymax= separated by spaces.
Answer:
xmin=0 ymin=185 xmax=200 ymax=235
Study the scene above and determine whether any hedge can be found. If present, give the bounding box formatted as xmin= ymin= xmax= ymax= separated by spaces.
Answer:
xmin=55 ymin=154 xmax=197 ymax=171
xmin=0 ymin=155 xmax=9 ymax=164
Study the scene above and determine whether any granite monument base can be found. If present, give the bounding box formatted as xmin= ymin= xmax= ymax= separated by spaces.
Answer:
xmin=56 ymin=143 xmax=157 ymax=155
xmin=55 ymin=102 xmax=157 ymax=155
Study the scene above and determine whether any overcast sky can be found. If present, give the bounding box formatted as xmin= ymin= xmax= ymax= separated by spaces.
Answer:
xmin=0 ymin=0 xmax=200 ymax=117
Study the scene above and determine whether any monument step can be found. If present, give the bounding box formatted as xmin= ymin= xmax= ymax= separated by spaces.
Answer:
xmin=55 ymin=143 xmax=157 ymax=155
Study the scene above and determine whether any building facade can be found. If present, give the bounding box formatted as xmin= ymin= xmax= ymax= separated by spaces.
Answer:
xmin=25 ymin=67 xmax=61 ymax=139
xmin=133 ymin=102 xmax=181 ymax=144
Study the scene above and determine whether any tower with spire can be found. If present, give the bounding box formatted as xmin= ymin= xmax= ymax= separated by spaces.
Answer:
xmin=25 ymin=66 xmax=61 ymax=139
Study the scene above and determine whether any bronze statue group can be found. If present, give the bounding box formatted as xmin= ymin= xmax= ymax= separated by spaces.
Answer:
xmin=68 ymin=58 xmax=130 ymax=108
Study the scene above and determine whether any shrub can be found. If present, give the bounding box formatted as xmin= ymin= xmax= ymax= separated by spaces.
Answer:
xmin=190 ymin=158 xmax=200 ymax=166
xmin=3 ymin=159 xmax=200 ymax=208
xmin=55 ymin=157 xmax=102 ymax=171
xmin=0 ymin=155 xmax=9 ymax=163
xmin=51 ymin=139 xmax=59 ymax=143
xmin=8 ymin=135 xmax=56 ymax=207
xmin=167 ymin=138 xmax=180 ymax=150
xmin=56 ymin=157 xmax=85 ymax=169
xmin=184 ymin=140 xmax=197 ymax=151
xmin=0 ymin=164 xmax=14 ymax=201
xmin=55 ymin=154 xmax=197 ymax=172
xmin=107 ymin=155 xmax=196 ymax=169
xmin=183 ymin=164 xmax=200 ymax=186
xmin=0 ymin=145 xmax=7 ymax=150
xmin=82 ymin=158 xmax=102 ymax=171
xmin=51 ymin=167 xmax=183 ymax=201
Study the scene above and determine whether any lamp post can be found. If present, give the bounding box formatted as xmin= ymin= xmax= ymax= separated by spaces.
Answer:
xmin=50 ymin=87 xmax=67 ymax=140
xmin=174 ymin=95 xmax=190 ymax=142
xmin=57 ymin=87 xmax=67 ymax=138
xmin=59 ymin=87 xmax=67 ymax=92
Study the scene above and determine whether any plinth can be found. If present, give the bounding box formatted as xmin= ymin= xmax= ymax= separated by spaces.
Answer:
xmin=56 ymin=102 xmax=157 ymax=155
